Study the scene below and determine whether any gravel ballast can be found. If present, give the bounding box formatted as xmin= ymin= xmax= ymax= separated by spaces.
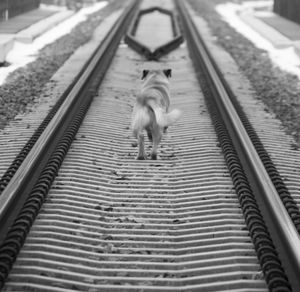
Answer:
xmin=188 ymin=0 xmax=300 ymax=146
xmin=0 ymin=0 xmax=123 ymax=129
xmin=1 ymin=0 xmax=300 ymax=146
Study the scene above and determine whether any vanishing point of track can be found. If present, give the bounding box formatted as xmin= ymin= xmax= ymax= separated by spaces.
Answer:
xmin=0 ymin=0 xmax=300 ymax=291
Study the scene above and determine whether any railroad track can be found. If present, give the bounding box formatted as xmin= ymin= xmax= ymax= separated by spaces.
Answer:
xmin=1 ymin=0 xmax=300 ymax=291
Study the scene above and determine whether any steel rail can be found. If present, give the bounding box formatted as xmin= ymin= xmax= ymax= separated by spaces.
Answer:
xmin=0 ymin=0 xmax=139 ymax=246
xmin=0 ymin=5 xmax=127 ymax=194
xmin=175 ymin=0 xmax=300 ymax=291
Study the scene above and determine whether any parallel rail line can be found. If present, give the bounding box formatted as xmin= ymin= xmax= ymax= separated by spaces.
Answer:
xmin=0 ymin=0 xmax=299 ymax=291
xmin=175 ymin=1 xmax=300 ymax=291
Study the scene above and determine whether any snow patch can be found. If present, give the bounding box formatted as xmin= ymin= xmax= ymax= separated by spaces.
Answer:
xmin=216 ymin=1 xmax=300 ymax=79
xmin=0 ymin=1 xmax=108 ymax=85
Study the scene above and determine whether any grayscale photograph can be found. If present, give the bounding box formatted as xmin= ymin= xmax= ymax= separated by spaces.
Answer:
xmin=0 ymin=0 xmax=300 ymax=291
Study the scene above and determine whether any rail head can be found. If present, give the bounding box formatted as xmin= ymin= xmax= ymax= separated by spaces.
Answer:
xmin=175 ymin=0 xmax=300 ymax=291
xmin=0 ymin=0 xmax=139 ymax=282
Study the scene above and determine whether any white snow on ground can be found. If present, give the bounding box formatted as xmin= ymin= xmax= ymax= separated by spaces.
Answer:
xmin=216 ymin=1 xmax=300 ymax=79
xmin=0 ymin=1 xmax=107 ymax=85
